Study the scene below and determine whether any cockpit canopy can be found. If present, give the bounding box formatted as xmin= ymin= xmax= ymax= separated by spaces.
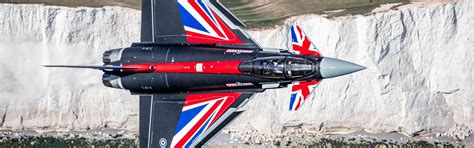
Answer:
xmin=239 ymin=56 xmax=316 ymax=79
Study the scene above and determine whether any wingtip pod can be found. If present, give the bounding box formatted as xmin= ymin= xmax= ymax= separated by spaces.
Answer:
xmin=289 ymin=80 xmax=320 ymax=111
xmin=289 ymin=24 xmax=321 ymax=57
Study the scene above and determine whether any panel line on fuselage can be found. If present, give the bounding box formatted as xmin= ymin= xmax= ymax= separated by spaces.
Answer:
xmin=151 ymin=0 xmax=155 ymax=42
xmin=147 ymin=95 xmax=154 ymax=148
xmin=164 ymin=47 xmax=171 ymax=88
xmin=165 ymin=47 xmax=171 ymax=62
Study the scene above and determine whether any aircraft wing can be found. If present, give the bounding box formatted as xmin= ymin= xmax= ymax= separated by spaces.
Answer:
xmin=139 ymin=92 xmax=255 ymax=148
xmin=289 ymin=80 xmax=320 ymax=111
xmin=141 ymin=0 xmax=260 ymax=48
xmin=290 ymin=24 xmax=321 ymax=56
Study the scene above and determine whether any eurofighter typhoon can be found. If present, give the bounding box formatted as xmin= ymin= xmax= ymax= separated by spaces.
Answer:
xmin=45 ymin=0 xmax=366 ymax=147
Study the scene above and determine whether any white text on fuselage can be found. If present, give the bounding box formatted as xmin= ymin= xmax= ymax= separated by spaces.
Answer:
xmin=226 ymin=82 xmax=254 ymax=87
xmin=225 ymin=49 xmax=254 ymax=54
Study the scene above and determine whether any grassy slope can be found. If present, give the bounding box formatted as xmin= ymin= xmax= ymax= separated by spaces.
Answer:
xmin=0 ymin=0 xmax=407 ymax=28
xmin=220 ymin=0 xmax=407 ymax=27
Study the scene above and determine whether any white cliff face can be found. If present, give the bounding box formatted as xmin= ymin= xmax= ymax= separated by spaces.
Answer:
xmin=0 ymin=1 xmax=472 ymax=140
xmin=0 ymin=4 xmax=141 ymax=131
xmin=233 ymin=1 xmax=474 ymax=139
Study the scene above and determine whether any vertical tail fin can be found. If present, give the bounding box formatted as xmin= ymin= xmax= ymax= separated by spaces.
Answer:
xmin=289 ymin=24 xmax=321 ymax=57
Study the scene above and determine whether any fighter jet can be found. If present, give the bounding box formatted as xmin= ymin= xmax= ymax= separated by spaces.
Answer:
xmin=45 ymin=0 xmax=365 ymax=147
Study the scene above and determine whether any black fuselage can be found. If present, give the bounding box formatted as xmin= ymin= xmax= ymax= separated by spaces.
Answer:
xmin=102 ymin=44 xmax=323 ymax=94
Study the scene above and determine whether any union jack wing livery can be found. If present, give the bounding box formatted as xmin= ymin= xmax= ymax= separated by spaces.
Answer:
xmin=290 ymin=24 xmax=321 ymax=57
xmin=171 ymin=92 xmax=241 ymax=147
xmin=177 ymin=0 xmax=242 ymax=44
xmin=289 ymin=80 xmax=320 ymax=111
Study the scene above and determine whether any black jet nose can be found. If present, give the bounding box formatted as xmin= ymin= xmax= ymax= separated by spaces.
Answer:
xmin=319 ymin=57 xmax=366 ymax=79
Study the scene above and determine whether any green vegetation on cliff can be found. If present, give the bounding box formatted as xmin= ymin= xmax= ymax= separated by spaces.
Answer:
xmin=0 ymin=0 xmax=407 ymax=27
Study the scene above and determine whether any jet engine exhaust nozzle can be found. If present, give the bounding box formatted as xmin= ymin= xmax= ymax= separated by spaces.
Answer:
xmin=319 ymin=57 xmax=366 ymax=79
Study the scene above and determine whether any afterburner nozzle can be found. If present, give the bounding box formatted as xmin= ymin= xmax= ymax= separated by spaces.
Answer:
xmin=319 ymin=57 xmax=366 ymax=79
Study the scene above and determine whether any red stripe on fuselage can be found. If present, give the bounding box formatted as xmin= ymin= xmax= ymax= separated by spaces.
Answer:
xmin=122 ymin=60 xmax=244 ymax=74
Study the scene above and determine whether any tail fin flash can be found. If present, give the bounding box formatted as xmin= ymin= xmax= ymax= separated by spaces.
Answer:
xmin=289 ymin=80 xmax=320 ymax=111
xmin=290 ymin=24 xmax=321 ymax=57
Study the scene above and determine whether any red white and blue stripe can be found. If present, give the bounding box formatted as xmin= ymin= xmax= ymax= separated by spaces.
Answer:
xmin=177 ymin=0 xmax=242 ymax=44
xmin=171 ymin=92 xmax=240 ymax=147
xmin=290 ymin=24 xmax=321 ymax=57
xmin=289 ymin=80 xmax=320 ymax=111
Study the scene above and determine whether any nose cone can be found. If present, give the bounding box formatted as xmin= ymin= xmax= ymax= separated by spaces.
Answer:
xmin=319 ymin=57 xmax=366 ymax=79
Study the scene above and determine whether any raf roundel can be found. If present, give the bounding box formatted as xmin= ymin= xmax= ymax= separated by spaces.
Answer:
xmin=159 ymin=138 xmax=167 ymax=147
